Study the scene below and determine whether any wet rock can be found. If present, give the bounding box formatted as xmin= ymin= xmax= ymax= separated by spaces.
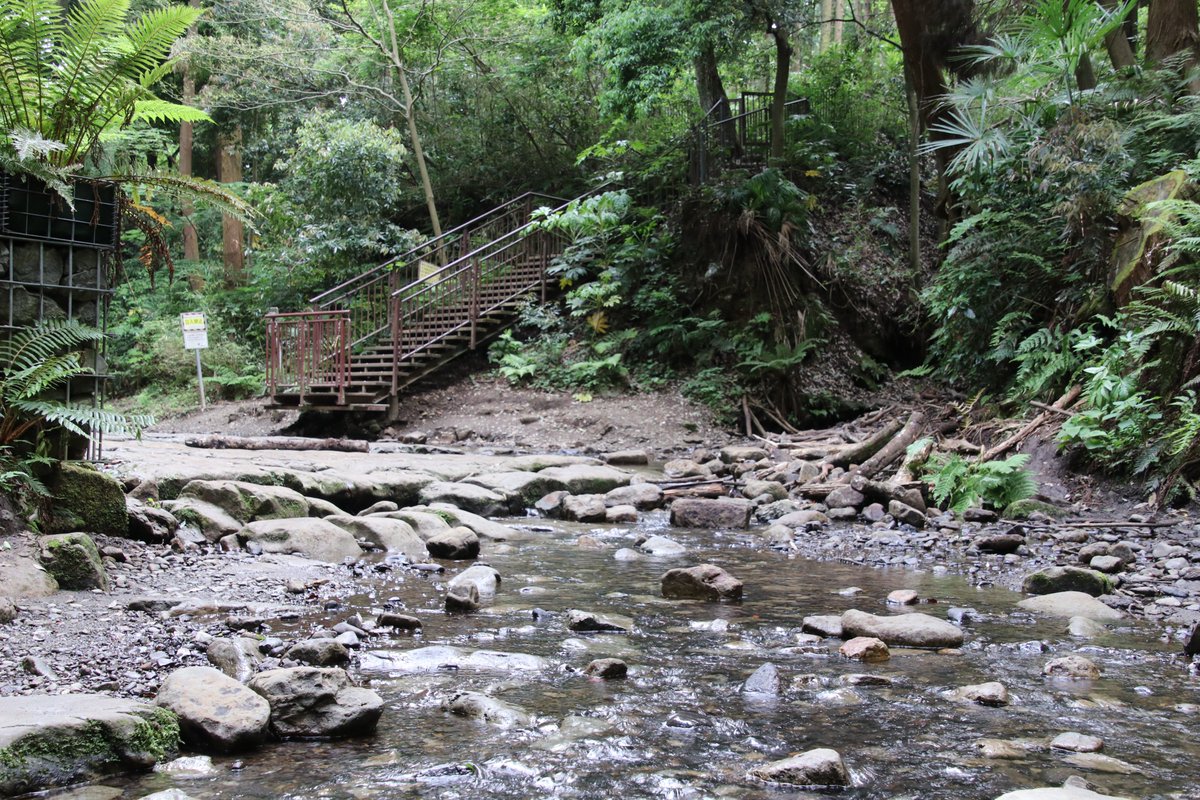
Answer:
xmin=841 ymin=609 xmax=964 ymax=648
xmin=462 ymin=471 xmax=566 ymax=506
xmin=606 ymin=504 xmax=639 ymax=523
xmin=1050 ymin=732 xmax=1103 ymax=752
xmin=604 ymin=483 xmax=664 ymax=510
xmin=155 ymin=755 xmax=216 ymax=776
xmin=775 ymin=509 xmax=830 ymax=527
xmin=994 ymin=788 xmax=1131 ymax=800
xmin=567 ymin=610 xmax=633 ymax=633
xmin=947 ymin=607 xmax=978 ymax=624
xmin=237 ymin=518 xmax=363 ymax=563
xmin=447 ymin=564 xmax=501 ymax=603
xmin=206 ymin=638 xmax=262 ymax=683
xmin=825 ymin=485 xmax=865 ymax=510
xmin=748 ymin=747 xmax=850 ymax=786
xmin=976 ymin=533 xmax=1025 ymax=555
xmin=743 ymin=662 xmax=780 ymax=695
xmin=1067 ymin=617 xmax=1107 ymax=638
xmin=888 ymin=500 xmax=927 ymax=528
xmin=1088 ymin=555 xmax=1123 ymax=573
xmin=1185 ymin=623 xmax=1200 ymax=657
xmin=839 ymin=636 xmax=889 ymax=662
xmin=380 ymin=509 xmax=451 ymax=540
xmin=0 ymin=597 xmax=15 ymax=624
xmin=534 ymin=490 xmax=568 ymax=517
xmin=763 ymin=524 xmax=794 ymax=547
xmin=742 ymin=480 xmax=787 ymax=501
xmin=156 ymin=666 xmax=270 ymax=751
xmin=946 ymin=681 xmax=1009 ymax=707
xmin=358 ymin=501 xmax=398 ymax=515
xmin=636 ymin=535 xmax=686 ymax=556
xmin=417 ymin=503 xmax=524 ymax=542
xmin=418 ymin=481 xmax=510 ymax=516
xmin=886 ymin=589 xmax=919 ymax=606
xmin=126 ymin=498 xmax=179 ymax=543
xmin=1044 ymin=655 xmax=1101 ymax=680
xmin=604 ymin=449 xmax=649 ymax=465
xmin=721 ymin=445 xmax=769 ymax=463
xmin=841 ymin=673 xmax=893 ymax=686
xmin=964 ymin=508 xmax=998 ymax=523
xmin=358 ymin=645 xmax=549 ymax=673
xmin=177 ymin=480 xmax=310 ymax=525
xmin=248 ymin=667 xmax=382 ymax=737
xmin=561 ymin=494 xmax=608 ymax=522
xmin=1017 ymin=592 xmax=1123 ymax=622
xmin=613 ymin=547 xmax=642 ymax=561
xmin=974 ymin=738 xmax=1029 ymax=759
xmin=1063 ymin=753 xmax=1141 ymax=774
xmin=802 ymin=615 xmax=843 ymax=638
xmin=661 ymin=564 xmax=743 ymax=601
xmin=284 ymin=640 xmax=350 ymax=667
xmin=43 ymin=462 xmax=128 ymax=537
xmin=1023 ymin=566 xmax=1114 ymax=597
xmin=445 ymin=582 xmax=481 ymax=613
xmin=39 ymin=532 xmax=109 ymax=590
xmin=538 ymin=464 xmax=631 ymax=494
xmin=441 ymin=691 xmax=532 ymax=728
xmin=669 ymin=498 xmax=752 ymax=529
xmin=584 ymin=658 xmax=627 ymax=679
xmin=425 ymin=527 xmax=480 ymax=560
xmin=663 ymin=459 xmax=710 ymax=479
xmin=324 ymin=516 xmax=427 ymax=562
xmin=0 ymin=695 xmax=179 ymax=795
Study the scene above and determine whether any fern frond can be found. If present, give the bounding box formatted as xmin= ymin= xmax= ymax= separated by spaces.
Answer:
xmin=12 ymin=400 xmax=152 ymax=439
xmin=130 ymin=99 xmax=212 ymax=126
xmin=103 ymin=171 xmax=257 ymax=224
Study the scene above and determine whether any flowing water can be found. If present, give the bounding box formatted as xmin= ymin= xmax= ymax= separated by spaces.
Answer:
xmin=108 ymin=514 xmax=1199 ymax=800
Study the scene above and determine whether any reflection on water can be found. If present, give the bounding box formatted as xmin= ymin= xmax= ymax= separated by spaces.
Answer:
xmin=108 ymin=514 xmax=1199 ymax=799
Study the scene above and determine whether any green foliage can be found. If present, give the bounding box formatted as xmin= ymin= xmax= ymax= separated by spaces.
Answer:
xmin=922 ymin=453 xmax=1037 ymax=513
xmin=0 ymin=321 xmax=152 ymax=499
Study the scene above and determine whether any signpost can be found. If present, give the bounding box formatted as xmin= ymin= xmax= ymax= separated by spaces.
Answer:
xmin=180 ymin=312 xmax=209 ymax=410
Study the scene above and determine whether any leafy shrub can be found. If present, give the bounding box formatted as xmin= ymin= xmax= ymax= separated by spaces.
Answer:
xmin=922 ymin=453 xmax=1037 ymax=513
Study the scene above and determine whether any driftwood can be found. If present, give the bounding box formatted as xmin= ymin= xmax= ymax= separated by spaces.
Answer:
xmin=980 ymin=385 xmax=1081 ymax=461
xmin=184 ymin=435 xmax=369 ymax=453
xmin=663 ymin=483 xmax=730 ymax=499
xmin=853 ymin=411 xmax=926 ymax=479
xmin=849 ymin=474 xmax=926 ymax=510
xmin=1001 ymin=518 xmax=1176 ymax=529
xmin=892 ymin=437 xmax=934 ymax=484
xmin=830 ymin=418 xmax=904 ymax=468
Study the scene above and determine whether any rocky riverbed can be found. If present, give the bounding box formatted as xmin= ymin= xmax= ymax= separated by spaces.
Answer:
xmin=1 ymin=420 xmax=1199 ymax=799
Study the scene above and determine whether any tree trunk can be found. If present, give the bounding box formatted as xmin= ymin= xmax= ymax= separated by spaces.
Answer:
xmin=833 ymin=0 xmax=845 ymax=45
xmin=383 ymin=0 xmax=442 ymax=238
xmin=769 ymin=23 xmax=792 ymax=162
xmin=179 ymin=0 xmax=199 ymax=262
xmin=694 ymin=44 xmax=735 ymax=151
xmin=1147 ymin=0 xmax=1200 ymax=92
xmin=217 ymin=125 xmax=244 ymax=288
xmin=1075 ymin=53 xmax=1097 ymax=91
xmin=906 ymin=70 xmax=921 ymax=278
xmin=1100 ymin=0 xmax=1137 ymax=69
xmin=819 ymin=0 xmax=834 ymax=52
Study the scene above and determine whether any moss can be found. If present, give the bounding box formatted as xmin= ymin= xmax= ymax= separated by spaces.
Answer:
xmin=1003 ymin=498 xmax=1066 ymax=519
xmin=44 ymin=462 xmax=128 ymax=537
xmin=39 ymin=532 xmax=108 ymax=590
xmin=124 ymin=707 xmax=181 ymax=763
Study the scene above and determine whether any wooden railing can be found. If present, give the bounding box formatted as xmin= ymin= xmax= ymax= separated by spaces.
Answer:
xmin=690 ymin=95 xmax=809 ymax=184
xmin=265 ymin=309 xmax=349 ymax=403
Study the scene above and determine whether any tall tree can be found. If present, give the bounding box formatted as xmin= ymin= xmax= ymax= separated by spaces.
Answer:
xmin=218 ymin=124 xmax=245 ymax=286
xmin=1146 ymin=0 xmax=1200 ymax=91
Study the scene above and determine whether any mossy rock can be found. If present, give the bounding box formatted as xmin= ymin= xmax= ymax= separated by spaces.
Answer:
xmin=0 ymin=696 xmax=178 ymax=795
xmin=43 ymin=462 xmax=128 ymax=537
xmin=1022 ymin=566 xmax=1114 ymax=598
xmin=39 ymin=533 xmax=109 ymax=591
xmin=1003 ymin=499 xmax=1066 ymax=520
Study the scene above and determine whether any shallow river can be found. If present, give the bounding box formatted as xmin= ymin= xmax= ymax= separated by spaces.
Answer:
xmin=111 ymin=513 xmax=1198 ymax=800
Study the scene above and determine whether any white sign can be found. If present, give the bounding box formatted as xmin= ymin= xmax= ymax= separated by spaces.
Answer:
xmin=180 ymin=311 xmax=208 ymax=350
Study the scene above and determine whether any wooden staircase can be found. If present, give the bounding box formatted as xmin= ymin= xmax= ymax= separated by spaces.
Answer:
xmin=264 ymin=190 xmax=583 ymax=416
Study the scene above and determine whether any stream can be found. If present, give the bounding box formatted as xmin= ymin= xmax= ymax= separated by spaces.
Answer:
xmin=106 ymin=512 xmax=1198 ymax=800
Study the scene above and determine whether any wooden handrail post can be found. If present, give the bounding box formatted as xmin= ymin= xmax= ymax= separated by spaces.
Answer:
xmin=336 ymin=316 xmax=347 ymax=405
xmin=391 ymin=294 xmax=401 ymax=394
xmin=470 ymin=255 xmax=481 ymax=349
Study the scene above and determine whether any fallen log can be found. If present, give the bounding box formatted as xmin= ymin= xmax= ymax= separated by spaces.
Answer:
xmin=184 ymin=435 xmax=370 ymax=453
xmin=892 ymin=437 xmax=934 ymax=484
xmin=849 ymin=474 xmax=926 ymax=511
xmin=1000 ymin=518 xmax=1176 ymax=530
xmin=663 ymin=483 xmax=730 ymax=499
xmin=980 ymin=385 xmax=1081 ymax=461
xmin=829 ymin=418 xmax=904 ymax=468
xmin=853 ymin=412 xmax=926 ymax=479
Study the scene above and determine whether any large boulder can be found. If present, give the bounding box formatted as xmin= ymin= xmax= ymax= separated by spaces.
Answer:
xmin=284 ymin=640 xmax=350 ymax=668
xmin=323 ymin=515 xmax=427 ymax=562
xmin=125 ymin=498 xmax=179 ymax=543
xmin=462 ymin=471 xmax=567 ymax=507
xmin=415 ymin=504 xmax=527 ymax=541
xmin=425 ymin=527 xmax=480 ymax=560
xmin=178 ymin=479 xmax=309 ymax=523
xmin=0 ymin=555 xmax=58 ymax=598
xmin=0 ymin=694 xmax=179 ymax=795
xmin=163 ymin=499 xmax=242 ymax=543
xmin=669 ymin=498 xmax=753 ymax=529
xmin=661 ymin=564 xmax=743 ymax=601
xmin=840 ymin=609 xmax=964 ymax=648
xmin=39 ymin=533 xmax=108 ymax=591
xmin=1022 ymin=567 xmax=1114 ymax=597
xmin=155 ymin=667 xmax=270 ymax=752
xmin=447 ymin=564 xmax=501 ymax=602
xmin=537 ymin=464 xmax=631 ymax=494
xmin=604 ymin=483 xmax=664 ymax=510
xmin=561 ymin=494 xmax=608 ymax=522
xmin=1017 ymin=592 xmax=1123 ymax=622
xmin=43 ymin=462 xmax=128 ymax=537
xmin=377 ymin=509 xmax=452 ymax=541
xmin=247 ymin=667 xmax=383 ymax=738
xmin=205 ymin=638 xmax=263 ymax=683
xmin=748 ymin=748 xmax=850 ymax=786
xmin=418 ymin=481 xmax=512 ymax=516
xmin=441 ymin=692 xmax=532 ymax=728
xmin=237 ymin=518 xmax=363 ymax=563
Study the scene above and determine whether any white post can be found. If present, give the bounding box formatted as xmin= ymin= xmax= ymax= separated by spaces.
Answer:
xmin=194 ymin=348 xmax=207 ymax=410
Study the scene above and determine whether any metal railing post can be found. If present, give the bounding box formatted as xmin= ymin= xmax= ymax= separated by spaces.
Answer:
xmin=391 ymin=294 xmax=401 ymax=394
